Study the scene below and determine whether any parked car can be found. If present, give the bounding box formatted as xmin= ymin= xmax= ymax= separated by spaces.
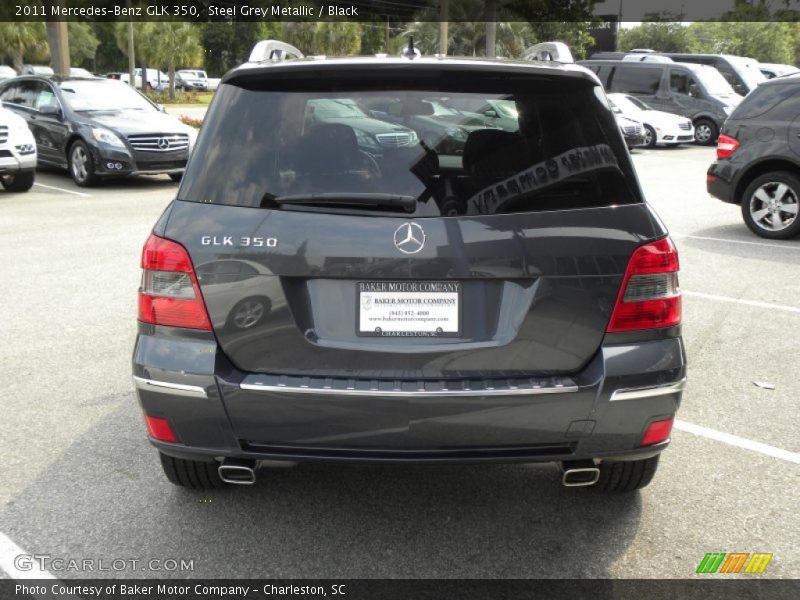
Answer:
xmin=439 ymin=97 xmax=520 ymax=132
xmin=22 ymin=65 xmax=54 ymax=76
xmin=0 ymin=76 xmax=196 ymax=186
xmin=607 ymin=93 xmax=694 ymax=148
xmin=580 ymin=58 xmax=742 ymax=145
xmin=707 ymin=74 xmax=800 ymax=239
xmin=69 ymin=67 xmax=95 ymax=78
xmin=305 ymin=98 xmax=419 ymax=154
xmin=591 ymin=52 xmax=766 ymax=96
xmin=177 ymin=69 xmax=209 ymax=91
xmin=0 ymin=66 xmax=17 ymax=83
xmin=133 ymin=40 xmax=685 ymax=493
xmin=615 ymin=114 xmax=646 ymax=148
xmin=207 ymin=77 xmax=221 ymax=91
xmin=360 ymin=96 xmax=499 ymax=154
xmin=759 ymin=63 xmax=800 ymax=80
xmin=0 ymin=101 xmax=37 ymax=192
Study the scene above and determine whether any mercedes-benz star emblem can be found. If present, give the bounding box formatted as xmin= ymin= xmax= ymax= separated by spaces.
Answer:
xmin=157 ymin=137 xmax=170 ymax=150
xmin=393 ymin=222 xmax=426 ymax=254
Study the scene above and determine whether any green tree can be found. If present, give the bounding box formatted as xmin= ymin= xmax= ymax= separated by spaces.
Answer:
xmin=68 ymin=23 xmax=99 ymax=69
xmin=687 ymin=21 xmax=795 ymax=63
xmin=617 ymin=22 xmax=692 ymax=53
xmin=92 ymin=22 xmax=125 ymax=73
xmin=0 ymin=22 xmax=48 ymax=72
xmin=148 ymin=23 xmax=203 ymax=100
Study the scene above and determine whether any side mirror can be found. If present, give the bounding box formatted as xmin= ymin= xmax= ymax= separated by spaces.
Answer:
xmin=39 ymin=104 xmax=61 ymax=118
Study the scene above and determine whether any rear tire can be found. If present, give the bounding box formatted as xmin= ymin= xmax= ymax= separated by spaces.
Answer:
xmin=1 ymin=171 xmax=35 ymax=192
xmin=643 ymin=124 xmax=657 ymax=148
xmin=693 ymin=119 xmax=718 ymax=146
xmin=595 ymin=455 xmax=660 ymax=493
xmin=741 ymin=171 xmax=800 ymax=239
xmin=159 ymin=452 xmax=224 ymax=489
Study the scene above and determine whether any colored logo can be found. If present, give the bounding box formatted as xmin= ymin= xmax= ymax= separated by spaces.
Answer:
xmin=696 ymin=552 xmax=773 ymax=574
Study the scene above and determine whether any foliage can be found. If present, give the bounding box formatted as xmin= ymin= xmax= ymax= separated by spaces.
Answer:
xmin=618 ymin=22 xmax=693 ymax=53
xmin=146 ymin=23 xmax=204 ymax=100
xmin=0 ymin=22 xmax=48 ymax=72
xmin=67 ymin=23 xmax=99 ymax=68
xmin=179 ymin=115 xmax=203 ymax=129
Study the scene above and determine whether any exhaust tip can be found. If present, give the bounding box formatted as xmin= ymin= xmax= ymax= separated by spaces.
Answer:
xmin=218 ymin=460 xmax=256 ymax=485
xmin=561 ymin=466 xmax=600 ymax=487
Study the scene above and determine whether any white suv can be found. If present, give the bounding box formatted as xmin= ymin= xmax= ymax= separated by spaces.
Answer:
xmin=0 ymin=102 xmax=37 ymax=192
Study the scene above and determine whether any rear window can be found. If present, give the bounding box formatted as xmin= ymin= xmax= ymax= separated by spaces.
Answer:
xmin=729 ymin=83 xmax=800 ymax=120
xmin=180 ymin=71 xmax=641 ymax=216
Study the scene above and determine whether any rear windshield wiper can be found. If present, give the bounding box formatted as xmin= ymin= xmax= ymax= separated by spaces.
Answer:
xmin=265 ymin=193 xmax=416 ymax=213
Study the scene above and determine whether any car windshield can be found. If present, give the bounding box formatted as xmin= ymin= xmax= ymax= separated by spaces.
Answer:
xmin=609 ymin=95 xmax=642 ymax=113
xmin=695 ymin=66 xmax=738 ymax=96
xmin=726 ymin=56 xmax=767 ymax=90
xmin=58 ymin=80 xmax=156 ymax=112
xmin=180 ymin=77 xmax=641 ymax=215
xmin=624 ymin=95 xmax=652 ymax=111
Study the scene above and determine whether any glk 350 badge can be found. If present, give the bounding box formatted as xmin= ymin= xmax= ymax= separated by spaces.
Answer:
xmin=201 ymin=236 xmax=278 ymax=247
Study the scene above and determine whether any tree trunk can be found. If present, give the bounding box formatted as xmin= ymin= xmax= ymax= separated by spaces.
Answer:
xmin=13 ymin=52 xmax=23 ymax=74
xmin=169 ymin=63 xmax=175 ymax=101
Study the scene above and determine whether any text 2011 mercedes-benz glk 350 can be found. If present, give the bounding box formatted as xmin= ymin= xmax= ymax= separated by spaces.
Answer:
xmin=133 ymin=41 xmax=686 ymax=492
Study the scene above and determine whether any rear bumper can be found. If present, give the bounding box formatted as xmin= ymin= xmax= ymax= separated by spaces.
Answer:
xmin=706 ymin=159 xmax=736 ymax=203
xmin=133 ymin=327 xmax=686 ymax=464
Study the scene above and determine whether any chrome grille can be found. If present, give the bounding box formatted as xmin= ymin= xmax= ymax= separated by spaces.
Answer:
xmin=375 ymin=132 xmax=412 ymax=147
xmin=679 ymin=121 xmax=692 ymax=130
xmin=127 ymin=133 xmax=189 ymax=153
xmin=622 ymin=124 xmax=642 ymax=136
xmin=0 ymin=126 xmax=8 ymax=145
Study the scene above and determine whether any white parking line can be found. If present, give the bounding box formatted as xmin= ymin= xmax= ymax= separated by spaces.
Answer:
xmin=0 ymin=532 xmax=54 ymax=579
xmin=682 ymin=290 xmax=800 ymax=314
xmin=33 ymin=182 xmax=91 ymax=198
xmin=672 ymin=233 xmax=800 ymax=251
xmin=674 ymin=420 xmax=800 ymax=464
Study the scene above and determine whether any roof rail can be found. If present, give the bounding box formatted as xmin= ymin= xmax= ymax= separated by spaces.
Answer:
xmin=248 ymin=40 xmax=304 ymax=63
xmin=521 ymin=42 xmax=574 ymax=64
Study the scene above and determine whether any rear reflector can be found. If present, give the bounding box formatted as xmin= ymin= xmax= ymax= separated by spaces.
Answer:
xmin=138 ymin=234 xmax=212 ymax=330
xmin=716 ymin=134 xmax=740 ymax=159
xmin=144 ymin=415 xmax=178 ymax=443
xmin=640 ymin=417 xmax=674 ymax=446
xmin=607 ymin=237 xmax=681 ymax=332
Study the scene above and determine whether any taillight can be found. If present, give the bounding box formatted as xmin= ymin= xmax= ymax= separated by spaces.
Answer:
xmin=607 ymin=237 xmax=681 ymax=332
xmin=138 ymin=234 xmax=212 ymax=330
xmin=716 ymin=134 xmax=740 ymax=159
xmin=144 ymin=414 xmax=178 ymax=443
xmin=640 ymin=417 xmax=674 ymax=446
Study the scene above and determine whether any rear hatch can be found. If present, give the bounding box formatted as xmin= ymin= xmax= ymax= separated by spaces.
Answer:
xmin=166 ymin=60 xmax=664 ymax=381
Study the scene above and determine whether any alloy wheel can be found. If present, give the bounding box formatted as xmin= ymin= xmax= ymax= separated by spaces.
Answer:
xmin=749 ymin=182 xmax=799 ymax=232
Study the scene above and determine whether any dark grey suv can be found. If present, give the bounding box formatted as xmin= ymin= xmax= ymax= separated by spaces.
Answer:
xmin=708 ymin=74 xmax=800 ymax=238
xmin=133 ymin=43 xmax=686 ymax=493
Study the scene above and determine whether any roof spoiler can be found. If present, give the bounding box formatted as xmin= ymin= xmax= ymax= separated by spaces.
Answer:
xmin=521 ymin=42 xmax=574 ymax=64
xmin=248 ymin=40 xmax=304 ymax=63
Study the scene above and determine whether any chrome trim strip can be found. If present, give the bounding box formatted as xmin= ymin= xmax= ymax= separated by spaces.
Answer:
xmin=239 ymin=382 xmax=579 ymax=397
xmin=132 ymin=375 xmax=207 ymax=398
xmin=610 ymin=378 xmax=687 ymax=402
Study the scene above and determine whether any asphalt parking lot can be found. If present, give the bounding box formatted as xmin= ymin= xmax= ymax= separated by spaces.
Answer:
xmin=0 ymin=145 xmax=798 ymax=580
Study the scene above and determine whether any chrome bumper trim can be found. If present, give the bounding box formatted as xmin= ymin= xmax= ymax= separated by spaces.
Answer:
xmin=239 ymin=382 xmax=579 ymax=397
xmin=610 ymin=378 xmax=687 ymax=402
xmin=133 ymin=375 xmax=207 ymax=398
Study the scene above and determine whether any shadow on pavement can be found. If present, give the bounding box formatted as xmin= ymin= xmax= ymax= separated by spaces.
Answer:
xmin=1 ymin=399 xmax=643 ymax=579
